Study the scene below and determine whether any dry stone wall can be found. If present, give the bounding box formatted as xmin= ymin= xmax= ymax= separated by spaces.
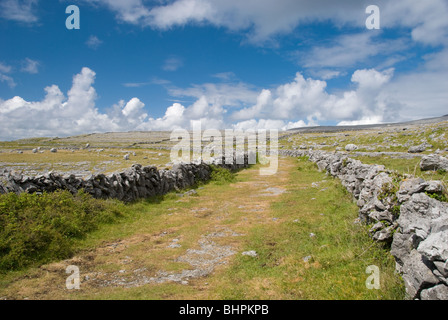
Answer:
xmin=0 ymin=155 xmax=250 ymax=202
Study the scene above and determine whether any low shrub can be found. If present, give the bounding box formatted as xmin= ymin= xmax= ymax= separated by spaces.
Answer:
xmin=210 ymin=166 xmax=236 ymax=184
xmin=0 ymin=190 xmax=124 ymax=271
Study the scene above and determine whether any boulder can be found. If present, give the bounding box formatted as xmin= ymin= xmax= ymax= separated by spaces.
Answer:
xmin=408 ymin=145 xmax=426 ymax=153
xmin=408 ymin=142 xmax=432 ymax=154
xmin=420 ymin=154 xmax=448 ymax=171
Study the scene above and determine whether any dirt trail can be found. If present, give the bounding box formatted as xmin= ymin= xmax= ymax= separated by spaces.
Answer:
xmin=1 ymin=157 xmax=297 ymax=300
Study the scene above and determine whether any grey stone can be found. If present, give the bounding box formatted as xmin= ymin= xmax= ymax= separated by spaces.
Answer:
xmin=401 ymin=250 xmax=440 ymax=299
xmin=50 ymin=148 xmax=57 ymax=153
xmin=420 ymin=154 xmax=448 ymax=171
xmin=391 ymin=232 xmax=418 ymax=267
xmin=368 ymin=210 xmax=394 ymax=224
xmin=242 ymin=250 xmax=258 ymax=257
xmin=408 ymin=144 xmax=427 ymax=153
xmin=397 ymin=193 xmax=445 ymax=241
xmin=424 ymin=180 xmax=446 ymax=194
xmin=420 ymin=284 xmax=448 ymax=300
xmin=345 ymin=144 xmax=358 ymax=151
xmin=433 ymin=261 xmax=448 ymax=278
xmin=372 ymin=225 xmax=395 ymax=243
xmin=303 ymin=256 xmax=312 ymax=263
xmin=369 ymin=222 xmax=385 ymax=235
xmin=418 ymin=231 xmax=448 ymax=262
xmin=397 ymin=178 xmax=426 ymax=203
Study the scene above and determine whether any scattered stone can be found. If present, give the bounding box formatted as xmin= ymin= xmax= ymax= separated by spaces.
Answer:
xmin=123 ymin=154 xmax=130 ymax=160
xmin=167 ymin=243 xmax=182 ymax=248
xmin=303 ymin=256 xmax=312 ymax=263
xmin=345 ymin=144 xmax=358 ymax=151
xmin=242 ymin=250 xmax=258 ymax=257
xmin=408 ymin=145 xmax=427 ymax=153
xmin=182 ymin=189 xmax=198 ymax=196
xmin=50 ymin=148 xmax=57 ymax=153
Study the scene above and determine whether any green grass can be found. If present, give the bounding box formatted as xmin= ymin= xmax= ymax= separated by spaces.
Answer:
xmin=216 ymin=158 xmax=404 ymax=300
xmin=353 ymin=156 xmax=447 ymax=185
xmin=279 ymin=121 xmax=448 ymax=154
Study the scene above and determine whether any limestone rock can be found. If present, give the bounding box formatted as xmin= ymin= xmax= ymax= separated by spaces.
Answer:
xmin=242 ymin=250 xmax=258 ymax=257
xmin=401 ymin=250 xmax=440 ymax=299
xmin=420 ymin=284 xmax=448 ymax=300
xmin=418 ymin=231 xmax=448 ymax=262
xmin=420 ymin=154 xmax=448 ymax=171
xmin=345 ymin=144 xmax=358 ymax=151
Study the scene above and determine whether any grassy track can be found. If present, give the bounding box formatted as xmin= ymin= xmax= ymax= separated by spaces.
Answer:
xmin=0 ymin=157 xmax=404 ymax=300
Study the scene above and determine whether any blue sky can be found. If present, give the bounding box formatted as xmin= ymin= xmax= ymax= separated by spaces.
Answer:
xmin=0 ymin=0 xmax=447 ymax=140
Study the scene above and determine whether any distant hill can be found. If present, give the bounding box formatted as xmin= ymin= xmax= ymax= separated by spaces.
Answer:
xmin=287 ymin=115 xmax=448 ymax=133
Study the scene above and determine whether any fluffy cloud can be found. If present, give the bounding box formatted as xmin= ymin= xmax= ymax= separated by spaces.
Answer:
xmin=0 ymin=68 xmax=114 ymax=139
xmin=86 ymin=35 xmax=103 ymax=50
xmin=0 ymin=62 xmax=16 ymax=88
xmin=0 ymin=74 xmax=16 ymax=89
xmin=381 ymin=0 xmax=448 ymax=46
xmin=230 ymin=68 xmax=398 ymax=128
xmin=85 ymin=0 xmax=448 ymax=45
xmin=162 ymin=56 xmax=183 ymax=71
xmin=0 ymin=63 xmax=442 ymax=140
xmin=298 ymin=33 xmax=407 ymax=71
xmin=21 ymin=58 xmax=39 ymax=74
xmin=0 ymin=63 xmax=12 ymax=74
xmin=0 ymin=0 xmax=38 ymax=23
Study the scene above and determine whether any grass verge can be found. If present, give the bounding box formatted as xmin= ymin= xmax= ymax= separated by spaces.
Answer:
xmin=214 ymin=158 xmax=405 ymax=299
